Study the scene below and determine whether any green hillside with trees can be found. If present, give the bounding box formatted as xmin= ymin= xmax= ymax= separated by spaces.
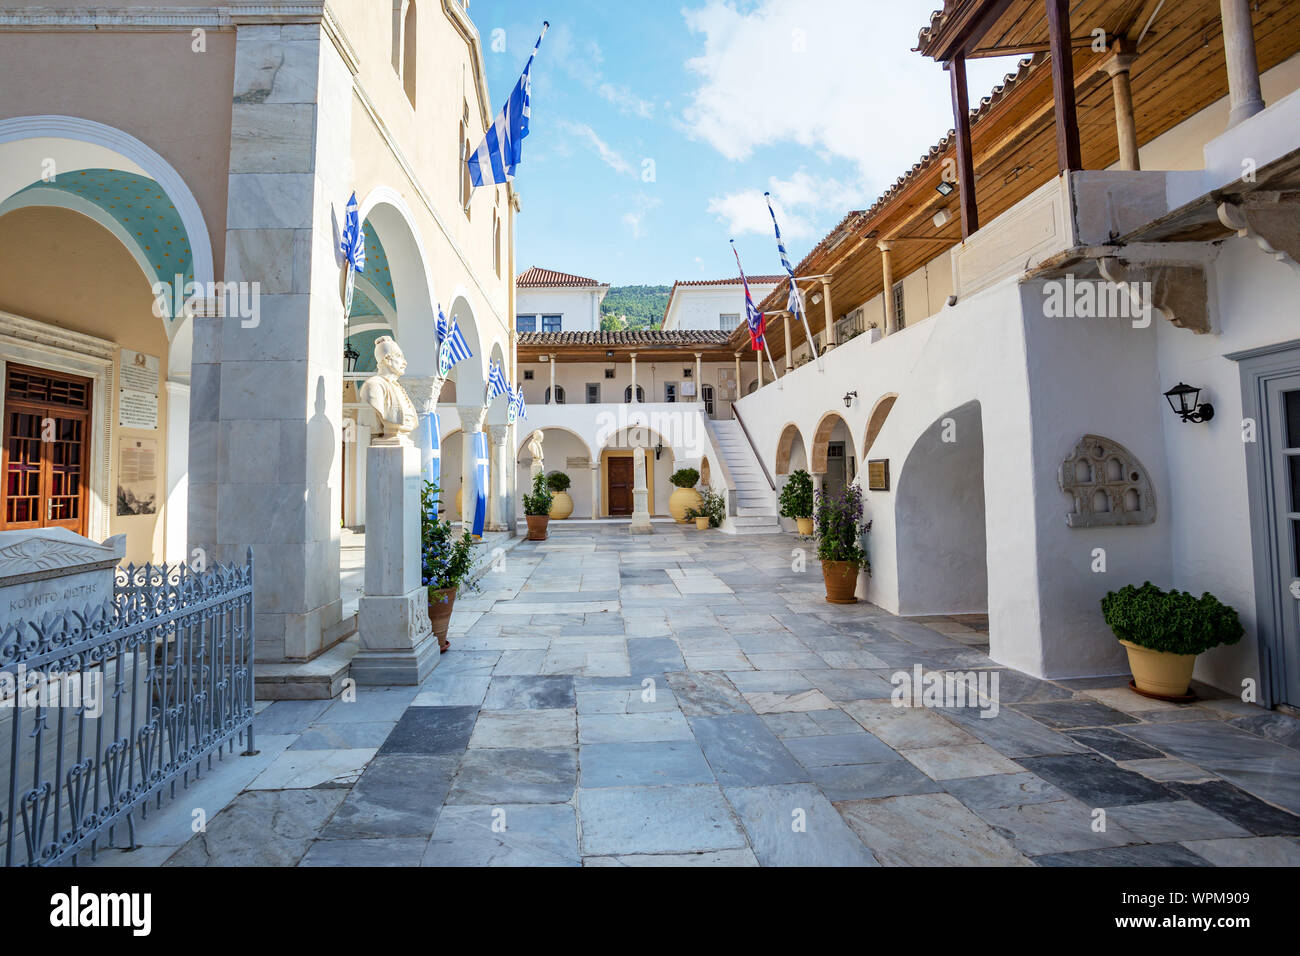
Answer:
xmin=600 ymin=285 xmax=671 ymax=331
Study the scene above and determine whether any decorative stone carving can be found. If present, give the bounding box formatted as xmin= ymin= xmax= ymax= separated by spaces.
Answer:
xmin=0 ymin=528 xmax=126 ymax=623
xmin=359 ymin=336 xmax=419 ymax=442
xmin=1097 ymin=255 xmax=1212 ymax=334
xmin=1217 ymin=199 xmax=1300 ymax=276
xmin=1058 ymin=435 xmax=1155 ymax=528
xmin=629 ymin=447 xmax=653 ymax=534
xmin=527 ymin=429 xmax=545 ymax=479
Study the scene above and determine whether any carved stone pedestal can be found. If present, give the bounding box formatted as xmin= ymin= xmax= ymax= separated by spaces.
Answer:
xmin=353 ymin=436 xmax=438 ymax=685
xmin=629 ymin=447 xmax=654 ymax=535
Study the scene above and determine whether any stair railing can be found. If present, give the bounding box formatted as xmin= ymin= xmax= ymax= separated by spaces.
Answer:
xmin=730 ymin=405 xmax=776 ymax=491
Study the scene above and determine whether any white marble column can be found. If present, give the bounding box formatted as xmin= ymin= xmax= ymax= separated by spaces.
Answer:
xmin=191 ymin=18 xmax=355 ymax=666
xmin=756 ymin=349 xmax=763 ymax=388
xmin=1102 ymin=46 xmax=1141 ymax=171
xmin=487 ymin=424 xmax=508 ymax=532
xmin=590 ymin=462 xmax=600 ymax=519
xmin=458 ymin=403 xmax=487 ymax=528
xmin=1221 ymin=0 xmax=1265 ymax=127
xmin=629 ymin=351 xmax=639 ymax=403
xmin=733 ymin=352 xmax=742 ymax=400
xmin=548 ymin=353 xmax=556 ymax=404
xmin=629 ymin=447 xmax=652 ymax=534
xmin=879 ymin=241 xmax=898 ymax=336
xmin=694 ymin=352 xmax=703 ymax=403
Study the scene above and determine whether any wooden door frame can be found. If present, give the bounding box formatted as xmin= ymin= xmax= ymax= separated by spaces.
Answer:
xmin=2 ymin=367 xmax=92 ymax=535
xmin=601 ymin=448 xmax=657 ymax=518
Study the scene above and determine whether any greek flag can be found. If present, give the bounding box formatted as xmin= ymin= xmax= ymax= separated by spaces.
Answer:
xmin=472 ymin=431 xmax=489 ymax=538
xmin=765 ymin=191 xmax=819 ymax=367
xmin=487 ymin=359 xmax=509 ymax=403
xmin=340 ymin=192 xmax=365 ymax=318
xmin=506 ymin=385 xmax=518 ymax=425
xmin=340 ymin=192 xmax=366 ymax=271
xmin=467 ymin=22 xmax=549 ymax=188
xmin=438 ymin=316 xmax=473 ymax=377
xmin=731 ymin=240 xmax=766 ymax=352
xmin=436 ymin=305 xmax=448 ymax=349
xmin=511 ymin=386 xmax=527 ymax=423
xmin=422 ymin=412 xmax=441 ymax=512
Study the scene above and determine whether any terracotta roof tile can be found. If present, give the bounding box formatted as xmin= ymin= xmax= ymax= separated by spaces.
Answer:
xmin=518 ymin=330 xmax=731 ymax=347
xmin=517 ymin=266 xmax=605 ymax=288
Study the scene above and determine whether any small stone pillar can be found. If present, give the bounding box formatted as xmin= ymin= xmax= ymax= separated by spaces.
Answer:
xmin=1102 ymin=45 xmax=1141 ymax=171
xmin=879 ymin=241 xmax=898 ymax=335
xmin=783 ymin=312 xmax=794 ymax=372
xmin=353 ymin=434 xmax=437 ymax=685
xmin=694 ymin=352 xmax=703 ymax=403
xmin=590 ymin=462 xmax=601 ymax=519
xmin=1221 ymin=0 xmax=1265 ymax=127
xmin=629 ymin=351 xmax=639 ymax=403
xmin=629 ymin=447 xmax=653 ymax=534
xmin=821 ymin=279 xmax=836 ymax=347
xmin=487 ymin=424 xmax=509 ymax=532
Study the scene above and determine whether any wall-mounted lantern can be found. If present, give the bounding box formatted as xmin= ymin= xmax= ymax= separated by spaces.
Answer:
xmin=654 ymin=440 xmax=664 ymax=460
xmin=344 ymin=341 xmax=360 ymax=373
xmin=843 ymin=390 xmax=857 ymax=409
xmin=1163 ymin=382 xmax=1214 ymax=423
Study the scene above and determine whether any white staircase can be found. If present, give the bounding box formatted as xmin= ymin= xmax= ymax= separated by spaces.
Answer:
xmin=709 ymin=419 xmax=781 ymax=535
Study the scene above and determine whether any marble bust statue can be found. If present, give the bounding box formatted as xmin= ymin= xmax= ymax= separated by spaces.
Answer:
xmin=360 ymin=336 xmax=419 ymax=442
xmin=527 ymin=429 xmax=545 ymax=476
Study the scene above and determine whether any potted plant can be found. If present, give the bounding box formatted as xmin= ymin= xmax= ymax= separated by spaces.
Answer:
xmin=779 ymin=469 xmax=815 ymax=535
xmin=668 ymin=467 xmax=701 ymax=523
xmin=420 ymin=481 xmax=476 ymax=652
xmin=814 ymin=483 xmax=870 ymax=604
xmin=546 ymin=470 xmax=574 ymax=520
xmin=694 ymin=486 xmax=726 ymax=529
xmin=522 ymin=472 xmax=553 ymax=540
xmin=1101 ymin=582 xmax=1244 ymax=699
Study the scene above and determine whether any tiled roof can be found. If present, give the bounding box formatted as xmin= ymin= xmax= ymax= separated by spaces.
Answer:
xmin=915 ymin=1 xmax=964 ymax=56
xmin=518 ymin=330 xmax=731 ymax=347
xmin=662 ymin=275 xmax=784 ymax=329
xmin=517 ymin=266 xmax=604 ymax=288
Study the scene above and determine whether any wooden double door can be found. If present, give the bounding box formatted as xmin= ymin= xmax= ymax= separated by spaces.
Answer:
xmin=607 ymin=457 xmax=634 ymax=516
xmin=2 ymin=364 xmax=91 ymax=535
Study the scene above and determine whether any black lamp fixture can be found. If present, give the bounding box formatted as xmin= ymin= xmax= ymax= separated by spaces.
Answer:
xmin=843 ymin=390 xmax=858 ymax=409
xmin=1163 ymin=382 xmax=1214 ymax=423
xmin=343 ymin=340 xmax=360 ymax=373
xmin=935 ymin=180 xmax=956 ymax=197
xmin=654 ymin=440 xmax=664 ymax=460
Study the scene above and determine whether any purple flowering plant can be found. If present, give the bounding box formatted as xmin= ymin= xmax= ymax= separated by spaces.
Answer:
xmin=421 ymin=480 xmax=476 ymax=603
xmin=814 ymin=482 xmax=870 ymax=570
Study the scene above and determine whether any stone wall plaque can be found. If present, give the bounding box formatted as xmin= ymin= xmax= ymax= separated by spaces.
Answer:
xmin=1058 ymin=434 xmax=1156 ymax=527
xmin=566 ymin=457 xmax=590 ymax=471
xmin=867 ymin=459 xmax=890 ymax=491
xmin=117 ymin=437 xmax=158 ymax=516
xmin=118 ymin=349 xmax=160 ymax=429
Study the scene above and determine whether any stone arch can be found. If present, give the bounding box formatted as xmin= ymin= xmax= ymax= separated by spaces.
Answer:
xmin=810 ymin=411 xmax=852 ymax=474
xmin=862 ymin=393 xmax=898 ymax=457
xmin=599 ymin=424 xmax=677 ymax=518
xmin=446 ymin=290 xmax=486 ymax=402
xmin=774 ymin=422 xmax=807 ymax=475
xmin=356 ymin=188 xmax=438 ymax=377
xmin=486 ymin=341 xmax=510 ymax=426
xmin=895 ymin=400 xmax=988 ymax=615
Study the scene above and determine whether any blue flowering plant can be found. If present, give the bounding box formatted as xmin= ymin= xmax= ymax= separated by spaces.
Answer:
xmin=420 ymin=481 xmax=476 ymax=603
xmin=814 ymin=482 xmax=870 ymax=571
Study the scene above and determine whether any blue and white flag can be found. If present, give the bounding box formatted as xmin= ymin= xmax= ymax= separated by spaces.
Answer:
xmin=510 ymin=386 xmax=527 ymax=423
xmin=765 ymin=191 xmax=819 ymax=368
xmin=506 ymin=385 xmax=518 ymax=425
xmin=472 ymin=431 xmax=489 ymax=538
xmin=340 ymin=192 xmax=366 ymax=318
xmin=438 ymin=316 xmax=474 ymax=377
xmin=467 ymin=22 xmax=548 ymax=187
xmin=487 ymin=359 xmax=509 ymax=403
xmin=436 ymin=305 xmax=448 ymax=349
xmin=422 ymin=412 xmax=441 ymax=513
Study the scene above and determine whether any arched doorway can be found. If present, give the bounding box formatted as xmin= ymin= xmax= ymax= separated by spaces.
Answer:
xmin=895 ymin=400 xmax=988 ymax=616
xmin=0 ymin=116 xmax=215 ymax=565
xmin=863 ymin=393 xmax=898 ymax=457
xmin=811 ymin=411 xmax=855 ymax=499
xmin=515 ymin=426 xmax=594 ymax=518
xmin=599 ymin=425 xmax=675 ymax=517
xmin=775 ymin=422 xmax=808 ymax=475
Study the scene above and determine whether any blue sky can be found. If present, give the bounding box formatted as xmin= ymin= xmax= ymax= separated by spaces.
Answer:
xmin=471 ymin=0 xmax=1022 ymax=286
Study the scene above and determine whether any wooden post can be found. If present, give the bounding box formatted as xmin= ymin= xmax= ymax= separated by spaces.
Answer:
xmin=756 ymin=349 xmax=763 ymax=388
xmin=879 ymin=241 xmax=898 ymax=336
xmin=783 ymin=311 xmax=794 ymax=372
xmin=1102 ymin=45 xmax=1140 ymax=171
xmin=1046 ymin=0 xmax=1083 ymax=173
xmin=1221 ymin=0 xmax=1265 ymax=127
xmin=948 ymin=53 xmax=979 ymax=237
xmin=821 ymin=280 xmax=836 ymax=348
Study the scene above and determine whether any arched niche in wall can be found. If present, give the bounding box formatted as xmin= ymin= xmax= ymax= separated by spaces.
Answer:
xmin=1058 ymin=434 xmax=1156 ymax=528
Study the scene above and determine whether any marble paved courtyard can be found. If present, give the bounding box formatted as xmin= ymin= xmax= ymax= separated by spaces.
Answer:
xmin=107 ymin=525 xmax=1300 ymax=866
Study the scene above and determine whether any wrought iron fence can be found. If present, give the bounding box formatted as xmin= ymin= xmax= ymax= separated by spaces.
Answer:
xmin=1 ymin=552 xmax=255 ymax=866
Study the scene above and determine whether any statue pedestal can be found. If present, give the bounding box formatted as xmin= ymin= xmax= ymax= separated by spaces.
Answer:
xmin=353 ymin=436 xmax=438 ymax=685
xmin=629 ymin=447 xmax=654 ymax=535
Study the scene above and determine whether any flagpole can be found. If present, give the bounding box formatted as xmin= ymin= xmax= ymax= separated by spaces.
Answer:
xmin=762 ymin=337 xmax=783 ymax=390
xmin=731 ymin=238 xmax=783 ymax=390
xmin=790 ymin=279 xmax=822 ymax=372
xmin=765 ymin=192 xmax=822 ymax=372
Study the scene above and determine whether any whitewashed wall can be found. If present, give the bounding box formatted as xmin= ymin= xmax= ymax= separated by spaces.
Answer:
xmin=516 ymin=287 xmax=605 ymax=332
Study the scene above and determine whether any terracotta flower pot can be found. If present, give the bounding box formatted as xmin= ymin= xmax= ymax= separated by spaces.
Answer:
xmin=1120 ymin=639 xmax=1197 ymax=699
xmin=427 ymin=587 xmax=455 ymax=653
xmin=669 ymin=487 xmax=702 ymax=523
xmin=549 ymin=490 xmax=573 ymax=520
xmin=821 ymin=560 xmax=860 ymax=604
xmin=694 ymin=516 xmax=710 ymax=530
xmin=525 ymin=514 xmax=549 ymax=541
xmin=796 ymin=517 xmax=814 ymax=536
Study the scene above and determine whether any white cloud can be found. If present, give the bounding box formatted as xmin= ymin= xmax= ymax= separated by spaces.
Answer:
xmin=623 ymin=193 xmax=662 ymax=239
xmin=681 ymin=0 xmax=1025 ymax=186
xmin=708 ymin=170 xmax=865 ymax=240
xmin=560 ymin=121 xmax=635 ymax=176
xmin=599 ymin=83 xmax=655 ymax=118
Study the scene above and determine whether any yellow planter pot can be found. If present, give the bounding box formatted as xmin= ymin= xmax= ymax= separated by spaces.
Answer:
xmin=795 ymin=517 xmax=814 ymax=536
xmin=694 ymin=516 xmax=710 ymax=530
xmin=669 ymin=487 xmax=702 ymax=523
xmin=549 ymin=490 xmax=573 ymax=520
xmin=1119 ymin=640 xmax=1198 ymax=698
